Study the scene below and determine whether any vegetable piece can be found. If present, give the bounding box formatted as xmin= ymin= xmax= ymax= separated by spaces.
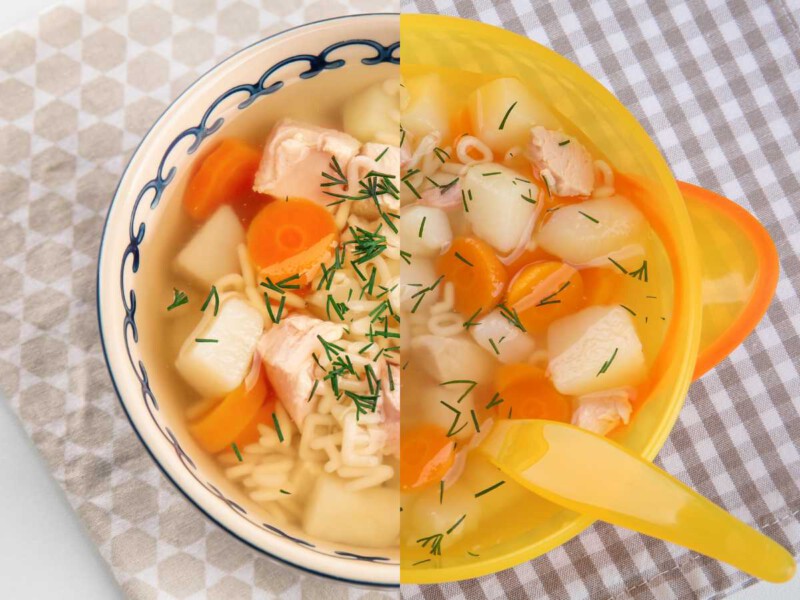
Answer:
xmin=230 ymin=395 xmax=277 ymax=449
xmin=571 ymin=389 xmax=632 ymax=436
xmin=467 ymin=77 xmax=560 ymax=154
xmin=400 ymin=205 xmax=453 ymax=258
xmin=548 ymin=305 xmax=646 ymax=396
xmin=175 ymin=298 xmax=263 ymax=398
xmin=174 ymin=205 xmax=245 ymax=288
xmin=402 ymin=73 xmax=451 ymax=140
xmin=412 ymin=334 xmax=495 ymax=384
xmin=493 ymin=363 xmax=571 ymax=422
xmin=469 ymin=308 xmax=536 ymax=364
xmin=188 ymin=365 xmax=269 ymax=453
xmin=436 ymin=237 xmax=508 ymax=317
xmin=537 ymin=197 xmax=646 ymax=265
xmin=247 ymin=198 xmax=338 ymax=271
xmin=400 ymin=257 xmax=440 ymax=313
xmin=303 ymin=473 xmax=399 ymax=548
xmin=463 ymin=163 xmax=538 ymax=254
xmin=342 ymin=78 xmax=401 ymax=145
xmin=183 ymin=139 xmax=262 ymax=221
xmin=259 ymin=233 xmax=336 ymax=286
xmin=527 ymin=126 xmax=594 ymax=197
xmin=401 ymin=424 xmax=456 ymax=491
xmin=506 ymin=261 xmax=585 ymax=333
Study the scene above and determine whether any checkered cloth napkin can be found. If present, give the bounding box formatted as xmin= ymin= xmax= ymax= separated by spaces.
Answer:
xmin=0 ymin=0 xmax=399 ymax=598
xmin=399 ymin=1 xmax=800 ymax=599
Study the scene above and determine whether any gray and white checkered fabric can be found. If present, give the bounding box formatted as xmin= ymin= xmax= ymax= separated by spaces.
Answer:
xmin=399 ymin=1 xmax=800 ymax=599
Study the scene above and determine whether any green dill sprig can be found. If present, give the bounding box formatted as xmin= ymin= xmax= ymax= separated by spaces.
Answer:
xmin=475 ymin=481 xmax=505 ymax=498
xmin=536 ymin=280 xmax=571 ymax=307
xmin=597 ymin=347 xmax=619 ymax=376
xmin=439 ymin=379 xmax=478 ymax=404
xmin=200 ymin=285 xmax=219 ymax=315
xmin=498 ymin=101 xmax=518 ymax=130
xmin=497 ymin=303 xmax=526 ymax=332
xmin=167 ymin=288 xmax=189 ymax=311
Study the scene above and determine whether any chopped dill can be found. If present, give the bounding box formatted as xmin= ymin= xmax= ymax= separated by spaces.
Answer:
xmin=454 ymin=251 xmax=474 ymax=267
xmin=597 ymin=347 xmax=619 ymax=377
xmin=608 ymin=256 xmax=628 ymax=274
xmin=400 ymin=250 xmax=412 ymax=265
xmin=264 ymin=292 xmax=286 ymax=324
xmin=195 ymin=338 xmax=218 ymax=343
xmin=485 ymin=392 xmax=504 ymax=410
xmin=463 ymin=308 xmax=482 ymax=329
xmin=619 ymin=304 xmax=637 ymax=316
xmin=482 ymin=171 xmax=501 ymax=177
xmin=433 ymin=147 xmax=450 ymax=163
xmin=489 ymin=338 xmax=501 ymax=355
xmin=307 ymin=379 xmax=319 ymax=403
xmin=439 ymin=480 xmax=445 ymax=504
xmin=559 ymin=139 xmax=571 ymax=146
xmin=416 ymin=533 xmax=444 ymax=556
xmin=536 ymin=280 xmax=571 ymax=307
xmin=498 ymin=303 xmax=526 ymax=332
xmin=200 ymin=285 xmax=219 ymax=315
xmin=470 ymin=409 xmax=480 ymax=433
xmin=446 ymin=514 xmax=466 ymax=535
xmin=231 ymin=443 xmax=243 ymax=462
xmin=167 ymin=288 xmax=189 ymax=311
xmin=412 ymin=559 xmax=432 ymax=566
xmin=418 ymin=215 xmax=427 ymax=238
xmin=374 ymin=146 xmax=389 ymax=162
xmin=629 ymin=260 xmax=648 ymax=282
xmin=272 ymin=412 xmax=284 ymax=442
xmin=498 ymin=101 xmax=518 ymax=130
xmin=579 ymin=211 xmax=599 ymax=223
xmin=475 ymin=481 xmax=506 ymax=498
xmin=439 ymin=379 xmax=478 ymax=404
xmin=542 ymin=173 xmax=552 ymax=198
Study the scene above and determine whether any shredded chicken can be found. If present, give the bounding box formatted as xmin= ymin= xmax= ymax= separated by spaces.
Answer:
xmin=253 ymin=119 xmax=361 ymax=204
xmin=259 ymin=314 xmax=344 ymax=428
xmin=571 ymin=389 xmax=632 ymax=436
xmin=348 ymin=143 xmax=401 ymax=219
xmin=526 ymin=126 xmax=594 ymax=197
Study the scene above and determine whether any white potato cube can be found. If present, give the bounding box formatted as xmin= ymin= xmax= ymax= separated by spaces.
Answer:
xmin=402 ymin=74 xmax=451 ymax=139
xmin=464 ymin=162 xmax=538 ymax=254
xmin=303 ymin=474 xmax=399 ymax=548
xmin=342 ymin=79 xmax=401 ymax=146
xmin=470 ymin=309 xmax=536 ymax=364
xmin=537 ymin=197 xmax=646 ymax=265
xmin=412 ymin=334 xmax=495 ymax=384
xmin=467 ymin=77 xmax=560 ymax=154
xmin=548 ymin=305 xmax=646 ymax=396
xmin=175 ymin=297 xmax=263 ymax=398
xmin=400 ymin=205 xmax=453 ymax=258
xmin=174 ymin=205 xmax=245 ymax=288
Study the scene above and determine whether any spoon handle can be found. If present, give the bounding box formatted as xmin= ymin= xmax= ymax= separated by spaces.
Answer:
xmin=481 ymin=420 xmax=796 ymax=582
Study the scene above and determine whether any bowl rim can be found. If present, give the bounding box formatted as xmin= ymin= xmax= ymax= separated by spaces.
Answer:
xmin=399 ymin=13 xmax=702 ymax=584
xmin=96 ymin=12 xmax=400 ymax=589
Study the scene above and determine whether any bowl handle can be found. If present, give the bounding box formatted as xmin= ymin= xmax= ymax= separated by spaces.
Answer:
xmin=678 ymin=182 xmax=780 ymax=380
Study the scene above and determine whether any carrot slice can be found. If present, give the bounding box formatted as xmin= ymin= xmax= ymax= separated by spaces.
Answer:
xmin=436 ymin=236 xmax=508 ymax=317
xmin=504 ymin=245 xmax=557 ymax=280
xmin=247 ymin=198 xmax=338 ymax=271
xmin=581 ymin=267 xmax=620 ymax=305
xmin=506 ymin=261 xmax=585 ymax=332
xmin=188 ymin=366 xmax=269 ymax=454
xmin=400 ymin=424 xmax=456 ymax=492
xmin=494 ymin=364 xmax=571 ymax=422
xmin=260 ymin=233 xmax=336 ymax=286
xmin=231 ymin=396 xmax=277 ymax=450
xmin=183 ymin=139 xmax=263 ymax=222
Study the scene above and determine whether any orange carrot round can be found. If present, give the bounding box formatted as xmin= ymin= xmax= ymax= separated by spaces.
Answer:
xmin=506 ymin=261 xmax=584 ymax=332
xmin=260 ymin=233 xmax=336 ymax=286
xmin=493 ymin=364 xmax=571 ymax=422
xmin=247 ymin=198 xmax=338 ymax=272
xmin=400 ymin=424 xmax=456 ymax=492
xmin=231 ymin=396 xmax=277 ymax=450
xmin=183 ymin=139 xmax=263 ymax=221
xmin=436 ymin=236 xmax=508 ymax=317
xmin=188 ymin=366 xmax=269 ymax=454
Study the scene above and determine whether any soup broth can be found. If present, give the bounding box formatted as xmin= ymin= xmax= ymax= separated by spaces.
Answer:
xmin=398 ymin=67 xmax=673 ymax=566
xmin=137 ymin=62 xmax=402 ymax=553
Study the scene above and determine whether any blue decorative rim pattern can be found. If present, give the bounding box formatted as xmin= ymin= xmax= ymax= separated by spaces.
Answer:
xmin=97 ymin=15 xmax=400 ymax=589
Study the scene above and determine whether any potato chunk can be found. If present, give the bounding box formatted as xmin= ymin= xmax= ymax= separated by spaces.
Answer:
xmin=536 ymin=197 xmax=645 ymax=265
xmin=400 ymin=205 xmax=453 ymax=258
xmin=174 ymin=205 xmax=245 ymax=288
xmin=548 ymin=305 xmax=646 ymax=396
xmin=175 ymin=297 xmax=263 ymax=398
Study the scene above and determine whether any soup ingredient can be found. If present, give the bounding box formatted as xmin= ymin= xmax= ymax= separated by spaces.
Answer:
xmin=469 ymin=308 xmax=536 ymax=364
xmin=506 ymin=261 xmax=585 ymax=332
xmin=402 ymin=74 xmax=451 ymax=139
xmin=342 ymin=79 xmax=402 ymax=145
xmin=259 ymin=314 xmax=344 ymax=427
xmin=260 ymin=233 xmax=336 ymax=286
xmin=176 ymin=297 xmax=263 ymax=397
xmin=183 ymin=139 xmax=262 ymax=221
xmin=303 ymin=473 xmax=399 ymax=548
xmin=571 ymin=388 xmax=632 ymax=435
xmin=231 ymin=397 xmax=277 ymax=449
xmin=401 ymin=424 xmax=456 ymax=491
xmin=174 ymin=206 xmax=245 ymax=288
xmin=400 ymin=205 xmax=453 ymax=258
xmin=467 ymin=77 xmax=559 ymax=154
xmin=400 ymin=257 xmax=440 ymax=313
xmin=412 ymin=334 xmax=494 ymax=384
xmin=253 ymin=119 xmax=361 ymax=204
xmin=463 ymin=163 xmax=538 ymax=254
xmin=526 ymin=126 xmax=594 ymax=197
xmin=348 ymin=143 xmax=402 ymax=219
xmin=493 ymin=363 xmax=571 ymax=421
xmin=412 ymin=383 xmax=477 ymax=442
xmin=246 ymin=198 xmax=338 ymax=271
xmin=548 ymin=305 xmax=646 ymax=396
xmin=409 ymin=483 xmax=479 ymax=547
xmin=436 ymin=237 xmax=508 ymax=316
xmin=188 ymin=366 xmax=270 ymax=453
xmin=537 ymin=197 xmax=646 ymax=265
xmin=380 ymin=375 xmax=401 ymax=457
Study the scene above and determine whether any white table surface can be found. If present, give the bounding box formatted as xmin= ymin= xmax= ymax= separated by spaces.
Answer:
xmin=0 ymin=2 xmax=796 ymax=599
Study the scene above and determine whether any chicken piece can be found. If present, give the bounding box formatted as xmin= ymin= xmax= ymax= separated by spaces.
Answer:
xmin=347 ymin=143 xmax=401 ymax=219
xmin=253 ymin=119 xmax=361 ymax=204
xmin=379 ymin=366 xmax=400 ymax=458
xmin=411 ymin=334 xmax=495 ymax=384
xmin=419 ymin=179 xmax=462 ymax=211
xmin=572 ymin=389 xmax=632 ymax=436
xmin=470 ymin=309 xmax=536 ymax=364
xmin=527 ymin=126 xmax=594 ymax=197
xmin=259 ymin=314 xmax=344 ymax=428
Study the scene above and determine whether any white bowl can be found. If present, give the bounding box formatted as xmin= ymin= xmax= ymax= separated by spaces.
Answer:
xmin=97 ymin=14 xmax=399 ymax=588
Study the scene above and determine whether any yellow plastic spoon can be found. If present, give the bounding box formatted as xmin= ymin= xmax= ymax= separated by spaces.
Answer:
xmin=480 ymin=419 xmax=796 ymax=582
